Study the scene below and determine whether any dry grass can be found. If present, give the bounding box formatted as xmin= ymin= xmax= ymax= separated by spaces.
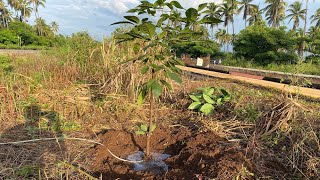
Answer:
xmin=0 ymin=41 xmax=320 ymax=179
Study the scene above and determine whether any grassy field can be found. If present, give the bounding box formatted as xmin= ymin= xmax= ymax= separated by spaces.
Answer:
xmin=222 ymin=58 xmax=320 ymax=76
xmin=0 ymin=42 xmax=319 ymax=179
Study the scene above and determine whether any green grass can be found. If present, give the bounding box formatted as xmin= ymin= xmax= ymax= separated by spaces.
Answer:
xmin=222 ymin=58 xmax=320 ymax=76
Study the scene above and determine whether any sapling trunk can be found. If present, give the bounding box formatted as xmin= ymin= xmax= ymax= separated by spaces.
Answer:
xmin=145 ymin=72 xmax=155 ymax=159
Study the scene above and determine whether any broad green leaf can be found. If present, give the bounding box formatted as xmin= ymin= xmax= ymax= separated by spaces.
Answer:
xmin=151 ymin=81 xmax=162 ymax=98
xmin=140 ymin=124 xmax=148 ymax=132
xmin=147 ymin=79 xmax=156 ymax=88
xmin=111 ymin=21 xmax=134 ymax=26
xmin=141 ymin=66 xmax=149 ymax=74
xmin=151 ymin=64 xmax=163 ymax=72
xmin=203 ymin=94 xmax=215 ymax=104
xmin=197 ymin=3 xmax=207 ymax=11
xmin=160 ymin=79 xmax=172 ymax=90
xmin=124 ymin=16 xmax=140 ymax=24
xmin=127 ymin=8 xmax=139 ymax=13
xmin=150 ymin=123 xmax=157 ymax=132
xmin=189 ymin=94 xmax=200 ymax=102
xmin=141 ymin=22 xmax=156 ymax=37
xmin=206 ymin=88 xmax=215 ymax=96
xmin=217 ymin=98 xmax=222 ymax=105
xmin=188 ymin=102 xmax=202 ymax=110
xmin=186 ymin=8 xmax=198 ymax=22
xmin=199 ymin=103 xmax=214 ymax=115
xmin=136 ymin=130 xmax=146 ymax=135
xmin=170 ymin=1 xmax=183 ymax=9
xmin=137 ymin=89 xmax=146 ymax=105
xmin=166 ymin=72 xmax=182 ymax=84
xmin=133 ymin=43 xmax=140 ymax=53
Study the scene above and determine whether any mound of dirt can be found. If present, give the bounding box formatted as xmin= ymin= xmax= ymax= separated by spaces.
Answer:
xmin=87 ymin=127 xmax=255 ymax=179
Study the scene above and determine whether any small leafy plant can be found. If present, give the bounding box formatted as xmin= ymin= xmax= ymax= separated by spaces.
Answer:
xmin=188 ymin=87 xmax=231 ymax=115
xmin=112 ymin=0 xmax=222 ymax=159
xmin=135 ymin=123 xmax=156 ymax=135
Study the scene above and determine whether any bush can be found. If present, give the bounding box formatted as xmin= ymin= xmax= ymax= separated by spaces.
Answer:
xmin=234 ymin=24 xmax=297 ymax=65
xmin=0 ymin=55 xmax=13 ymax=73
xmin=171 ymin=40 xmax=221 ymax=58
xmin=0 ymin=30 xmax=19 ymax=45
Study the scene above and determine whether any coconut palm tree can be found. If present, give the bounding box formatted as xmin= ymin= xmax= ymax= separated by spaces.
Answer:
xmin=263 ymin=0 xmax=287 ymax=27
xmin=30 ymin=0 xmax=45 ymax=18
xmin=50 ymin=21 xmax=59 ymax=35
xmin=308 ymin=26 xmax=320 ymax=38
xmin=20 ymin=0 xmax=32 ymax=22
xmin=238 ymin=0 xmax=255 ymax=27
xmin=219 ymin=1 xmax=233 ymax=35
xmin=311 ymin=8 xmax=320 ymax=28
xmin=7 ymin=0 xmax=21 ymax=18
xmin=215 ymin=29 xmax=232 ymax=52
xmin=286 ymin=1 xmax=306 ymax=30
xmin=203 ymin=3 xmax=220 ymax=38
xmin=303 ymin=0 xmax=315 ymax=35
xmin=35 ymin=17 xmax=45 ymax=35
xmin=0 ymin=4 xmax=11 ymax=28
xmin=247 ymin=5 xmax=263 ymax=25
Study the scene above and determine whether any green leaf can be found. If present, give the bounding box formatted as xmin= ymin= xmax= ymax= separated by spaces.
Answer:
xmin=147 ymin=79 xmax=156 ymax=88
xmin=205 ymin=88 xmax=215 ymax=96
xmin=166 ymin=72 xmax=182 ymax=84
xmin=170 ymin=1 xmax=183 ymax=9
xmin=151 ymin=64 xmax=163 ymax=72
xmin=111 ymin=21 xmax=134 ymax=26
xmin=199 ymin=103 xmax=214 ymax=115
xmin=160 ymin=79 xmax=172 ymax=90
xmin=141 ymin=22 xmax=156 ymax=37
xmin=151 ymin=81 xmax=162 ymax=98
xmin=150 ymin=123 xmax=156 ymax=132
xmin=135 ymin=130 xmax=146 ymax=135
xmin=133 ymin=43 xmax=140 ymax=53
xmin=203 ymin=94 xmax=215 ymax=104
xmin=189 ymin=94 xmax=200 ymax=102
xmin=188 ymin=102 xmax=202 ymax=110
xmin=186 ymin=8 xmax=198 ymax=22
xmin=221 ymin=89 xmax=230 ymax=97
xmin=124 ymin=16 xmax=140 ymax=24
xmin=200 ymin=17 xmax=223 ymax=24
xmin=217 ymin=98 xmax=222 ymax=105
xmin=141 ymin=66 xmax=149 ymax=74
xmin=197 ymin=3 xmax=207 ymax=11
xmin=140 ymin=124 xmax=148 ymax=132
xmin=137 ymin=89 xmax=147 ymax=105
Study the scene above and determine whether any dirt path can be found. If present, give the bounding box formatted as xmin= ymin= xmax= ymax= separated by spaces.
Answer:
xmin=178 ymin=65 xmax=320 ymax=99
xmin=0 ymin=49 xmax=40 ymax=55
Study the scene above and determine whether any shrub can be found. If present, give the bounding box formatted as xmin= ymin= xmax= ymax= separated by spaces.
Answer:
xmin=234 ymin=24 xmax=297 ymax=65
xmin=171 ymin=40 xmax=221 ymax=58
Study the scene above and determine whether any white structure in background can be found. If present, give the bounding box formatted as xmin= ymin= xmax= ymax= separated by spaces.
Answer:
xmin=196 ymin=57 xmax=203 ymax=66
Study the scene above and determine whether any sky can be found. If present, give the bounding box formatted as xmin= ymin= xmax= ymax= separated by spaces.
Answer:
xmin=28 ymin=0 xmax=320 ymax=40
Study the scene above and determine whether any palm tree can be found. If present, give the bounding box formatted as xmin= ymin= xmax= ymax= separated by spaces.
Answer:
xmin=20 ymin=0 xmax=32 ymax=22
xmin=50 ymin=21 xmax=59 ymax=35
xmin=238 ymin=0 xmax=255 ymax=27
xmin=219 ymin=1 xmax=233 ymax=34
xmin=311 ymin=8 xmax=320 ymax=28
xmin=35 ymin=17 xmax=45 ymax=35
xmin=0 ymin=4 xmax=11 ymax=28
xmin=30 ymin=0 xmax=45 ymax=18
xmin=308 ymin=26 xmax=320 ymax=38
xmin=247 ymin=5 xmax=263 ymax=25
xmin=263 ymin=0 xmax=287 ymax=27
xmin=215 ymin=29 xmax=232 ymax=52
xmin=303 ymin=0 xmax=315 ymax=35
xmin=203 ymin=3 xmax=220 ymax=38
xmin=7 ymin=0 xmax=21 ymax=18
xmin=286 ymin=1 xmax=306 ymax=30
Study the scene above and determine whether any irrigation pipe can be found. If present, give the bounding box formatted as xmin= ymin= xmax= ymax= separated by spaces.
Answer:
xmin=0 ymin=137 xmax=143 ymax=163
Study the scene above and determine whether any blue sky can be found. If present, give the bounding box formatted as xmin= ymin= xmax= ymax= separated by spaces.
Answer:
xmin=28 ymin=0 xmax=320 ymax=40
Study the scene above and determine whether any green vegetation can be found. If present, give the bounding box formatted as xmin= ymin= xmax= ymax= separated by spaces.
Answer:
xmin=188 ymin=87 xmax=231 ymax=115
xmin=112 ymin=0 xmax=221 ymax=159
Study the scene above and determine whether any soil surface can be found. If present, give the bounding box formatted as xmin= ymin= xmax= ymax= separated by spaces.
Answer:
xmin=87 ymin=127 xmax=254 ymax=179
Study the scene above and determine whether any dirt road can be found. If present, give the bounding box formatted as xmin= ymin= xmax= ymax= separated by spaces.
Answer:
xmin=178 ymin=65 xmax=320 ymax=99
xmin=0 ymin=49 xmax=40 ymax=55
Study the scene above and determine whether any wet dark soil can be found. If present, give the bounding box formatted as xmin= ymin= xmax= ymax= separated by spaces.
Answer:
xmin=87 ymin=127 xmax=254 ymax=179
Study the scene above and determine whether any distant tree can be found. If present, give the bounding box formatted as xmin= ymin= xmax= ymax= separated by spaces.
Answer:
xmin=263 ymin=0 xmax=287 ymax=27
xmin=219 ymin=1 xmax=233 ymax=34
xmin=247 ymin=5 xmax=263 ymax=26
xmin=286 ymin=1 xmax=306 ymax=30
xmin=19 ymin=0 xmax=32 ymax=22
xmin=215 ymin=29 xmax=232 ymax=52
xmin=238 ymin=0 xmax=255 ymax=27
xmin=30 ymin=0 xmax=45 ymax=18
xmin=35 ymin=17 xmax=45 ymax=36
xmin=303 ymin=0 xmax=315 ymax=35
xmin=203 ymin=3 xmax=221 ymax=38
xmin=308 ymin=26 xmax=320 ymax=38
xmin=50 ymin=21 xmax=58 ymax=35
xmin=311 ymin=8 xmax=320 ymax=28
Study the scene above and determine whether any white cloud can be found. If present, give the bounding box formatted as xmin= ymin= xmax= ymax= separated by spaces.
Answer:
xmin=177 ymin=0 xmax=223 ymax=7
xmin=92 ymin=0 xmax=139 ymax=14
